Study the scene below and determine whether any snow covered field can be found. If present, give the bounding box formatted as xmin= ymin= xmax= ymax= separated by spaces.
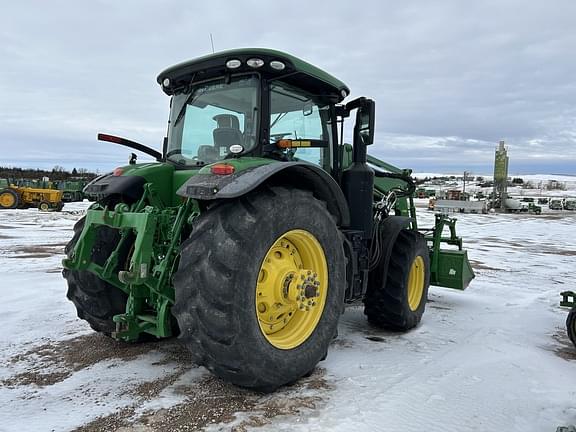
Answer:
xmin=1 ymin=202 xmax=575 ymax=431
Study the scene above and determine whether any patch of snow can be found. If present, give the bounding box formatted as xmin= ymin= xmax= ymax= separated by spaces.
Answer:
xmin=1 ymin=202 xmax=575 ymax=431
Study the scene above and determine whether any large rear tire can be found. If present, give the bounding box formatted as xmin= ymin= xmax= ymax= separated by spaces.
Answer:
xmin=63 ymin=217 xmax=130 ymax=335
xmin=364 ymin=229 xmax=430 ymax=331
xmin=0 ymin=188 xmax=19 ymax=209
xmin=567 ymin=306 xmax=576 ymax=349
xmin=172 ymin=187 xmax=346 ymax=392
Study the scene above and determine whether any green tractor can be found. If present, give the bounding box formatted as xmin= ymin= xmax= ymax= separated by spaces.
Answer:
xmin=56 ymin=180 xmax=89 ymax=202
xmin=62 ymin=49 xmax=474 ymax=391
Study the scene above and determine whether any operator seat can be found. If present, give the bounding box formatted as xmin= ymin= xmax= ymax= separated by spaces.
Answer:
xmin=212 ymin=114 xmax=243 ymax=157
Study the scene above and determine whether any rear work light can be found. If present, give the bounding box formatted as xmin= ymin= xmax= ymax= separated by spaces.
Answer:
xmin=210 ymin=163 xmax=235 ymax=175
xmin=226 ymin=59 xmax=242 ymax=69
xmin=270 ymin=60 xmax=286 ymax=71
xmin=246 ymin=58 xmax=264 ymax=68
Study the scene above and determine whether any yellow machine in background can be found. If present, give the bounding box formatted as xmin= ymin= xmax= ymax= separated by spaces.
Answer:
xmin=0 ymin=181 xmax=64 ymax=211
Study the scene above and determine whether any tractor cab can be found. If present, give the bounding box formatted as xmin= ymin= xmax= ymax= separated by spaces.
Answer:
xmin=157 ymin=49 xmax=355 ymax=173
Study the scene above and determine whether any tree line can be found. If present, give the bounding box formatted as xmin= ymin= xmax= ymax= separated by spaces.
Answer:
xmin=0 ymin=166 xmax=98 ymax=181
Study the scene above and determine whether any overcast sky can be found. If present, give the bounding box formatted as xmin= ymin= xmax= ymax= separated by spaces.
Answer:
xmin=1 ymin=0 xmax=575 ymax=175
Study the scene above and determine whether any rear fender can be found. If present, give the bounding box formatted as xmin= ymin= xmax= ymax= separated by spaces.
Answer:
xmin=84 ymin=174 xmax=146 ymax=203
xmin=177 ymin=161 xmax=351 ymax=227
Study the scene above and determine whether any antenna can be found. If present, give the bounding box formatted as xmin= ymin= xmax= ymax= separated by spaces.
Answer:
xmin=210 ymin=33 xmax=215 ymax=53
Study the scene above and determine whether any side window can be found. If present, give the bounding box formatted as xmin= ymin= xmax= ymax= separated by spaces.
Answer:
xmin=270 ymin=83 xmax=331 ymax=167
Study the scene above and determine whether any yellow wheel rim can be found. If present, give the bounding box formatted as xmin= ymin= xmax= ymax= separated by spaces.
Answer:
xmin=407 ymin=256 xmax=425 ymax=311
xmin=256 ymin=229 xmax=328 ymax=350
xmin=0 ymin=192 xmax=15 ymax=208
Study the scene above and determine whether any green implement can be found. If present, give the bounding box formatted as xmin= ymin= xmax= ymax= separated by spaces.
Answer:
xmin=425 ymin=214 xmax=475 ymax=290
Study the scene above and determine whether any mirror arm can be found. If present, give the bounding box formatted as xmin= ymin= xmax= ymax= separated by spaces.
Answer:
xmin=345 ymin=96 xmax=368 ymax=113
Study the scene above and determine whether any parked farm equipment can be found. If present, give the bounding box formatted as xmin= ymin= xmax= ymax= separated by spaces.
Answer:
xmin=504 ymin=198 xmax=542 ymax=214
xmin=414 ymin=188 xmax=436 ymax=198
xmin=56 ymin=180 xmax=89 ymax=202
xmin=561 ymin=291 xmax=576 ymax=349
xmin=564 ymin=199 xmax=576 ymax=211
xmin=550 ymin=199 xmax=563 ymax=210
xmin=62 ymin=49 xmax=474 ymax=391
xmin=0 ymin=180 xmax=63 ymax=211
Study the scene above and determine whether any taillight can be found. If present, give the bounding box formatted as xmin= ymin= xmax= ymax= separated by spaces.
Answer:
xmin=210 ymin=164 xmax=235 ymax=175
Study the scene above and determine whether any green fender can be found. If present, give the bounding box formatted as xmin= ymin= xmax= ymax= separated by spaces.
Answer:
xmin=177 ymin=161 xmax=351 ymax=227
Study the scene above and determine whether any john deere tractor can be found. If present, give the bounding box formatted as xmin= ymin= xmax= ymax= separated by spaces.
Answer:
xmin=62 ymin=49 xmax=474 ymax=391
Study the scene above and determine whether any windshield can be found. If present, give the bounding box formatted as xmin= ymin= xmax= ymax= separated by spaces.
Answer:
xmin=167 ymin=75 xmax=260 ymax=166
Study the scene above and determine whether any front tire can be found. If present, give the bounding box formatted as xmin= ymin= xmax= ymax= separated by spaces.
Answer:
xmin=172 ymin=187 xmax=346 ymax=391
xmin=364 ymin=229 xmax=430 ymax=331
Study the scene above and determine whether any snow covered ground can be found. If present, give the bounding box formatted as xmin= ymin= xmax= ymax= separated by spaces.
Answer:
xmin=1 ymin=202 xmax=575 ymax=431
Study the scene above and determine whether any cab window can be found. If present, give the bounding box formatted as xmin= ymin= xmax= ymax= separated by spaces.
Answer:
xmin=269 ymin=82 xmax=332 ymax=167
xmin=167 ymin=75 xmax=259 ymax=166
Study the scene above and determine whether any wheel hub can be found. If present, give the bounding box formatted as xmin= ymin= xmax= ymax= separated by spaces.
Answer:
xmin=0 ymin=192 xmax=15 ymax=208
xmin=256 ymin=230 xmax=328 ymax=349
xmin=285 ymin=269 xmax=320 ymax=310
xmin=407 ymin=255 xmax=425 ymax=311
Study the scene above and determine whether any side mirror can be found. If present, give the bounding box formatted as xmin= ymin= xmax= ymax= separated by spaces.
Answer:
xmin=344 ymin=97 xmax=376 ymax=163
xmin=355 ymin=100 xmax=375 ymax=146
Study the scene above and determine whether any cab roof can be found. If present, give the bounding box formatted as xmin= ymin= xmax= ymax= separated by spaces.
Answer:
xmin=157 ymin=48 xmax=350 ymax=103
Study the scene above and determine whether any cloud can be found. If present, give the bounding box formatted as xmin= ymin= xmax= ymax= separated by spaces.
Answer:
xmin=1 ymin=0 xmax=575 ymax=174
